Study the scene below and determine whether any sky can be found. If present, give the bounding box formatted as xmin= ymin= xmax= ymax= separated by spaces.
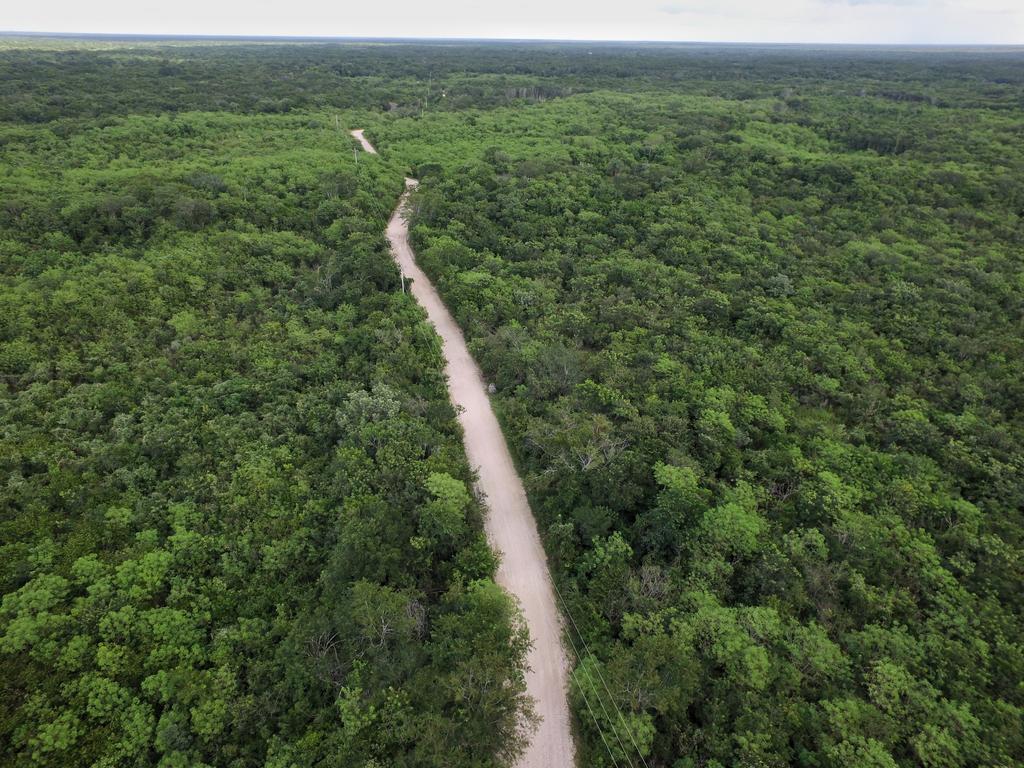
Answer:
xmin=3 ymin=0 xmax=1023 ymax=45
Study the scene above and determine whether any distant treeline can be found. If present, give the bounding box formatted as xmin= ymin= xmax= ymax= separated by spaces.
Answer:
xmin=1 ymin=41 xmax=1022 ymax=122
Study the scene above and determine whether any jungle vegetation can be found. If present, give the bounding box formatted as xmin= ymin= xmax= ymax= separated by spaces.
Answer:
xmin=1 ymin=59 xmax=531 ymax=768
xmin=2 ymin=37 xmax=1023 ymax=768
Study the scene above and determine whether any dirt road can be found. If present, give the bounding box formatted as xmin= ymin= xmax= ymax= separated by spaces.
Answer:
xmin=350 ymin=128 xmax=378 ymax=155
xmin=373 ymin=144 xmax=575 ymax=767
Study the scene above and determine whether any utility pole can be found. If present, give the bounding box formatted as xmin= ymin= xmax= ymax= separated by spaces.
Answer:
xmin=422 ymin=74 xmax=432 ymax=118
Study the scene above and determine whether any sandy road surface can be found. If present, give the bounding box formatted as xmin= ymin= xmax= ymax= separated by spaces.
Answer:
xmin=378 ymin=158 xmax=575 ymax=768
xmin=350 ymin=128 xmax=378 ymax=154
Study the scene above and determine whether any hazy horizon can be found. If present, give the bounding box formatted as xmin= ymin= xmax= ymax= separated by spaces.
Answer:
xmin=3 ymin=0 xmax=1022 ymax=46
xmin=4 ymin=31 xmax=1024 ymax=48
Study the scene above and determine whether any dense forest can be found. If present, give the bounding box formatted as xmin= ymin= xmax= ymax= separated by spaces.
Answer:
xmin=0 ymin=60 xmax=531 ymax=767
xmin=2 ymin=37 xmax=1023 ymax=768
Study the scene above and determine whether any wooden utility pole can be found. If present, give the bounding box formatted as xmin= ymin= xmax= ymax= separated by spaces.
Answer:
xmin=422 ymin=74 xmax=432 ymax=117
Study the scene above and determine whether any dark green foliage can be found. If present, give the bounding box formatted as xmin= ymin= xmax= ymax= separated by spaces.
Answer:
xmin=0 ymin=98 xmax=529 ymax=766
xmin=394 ymin=74 xmax=1024 ymax=767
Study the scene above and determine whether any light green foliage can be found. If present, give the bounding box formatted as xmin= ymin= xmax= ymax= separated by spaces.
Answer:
xmin=421 ymin=472 xmax=471 ymax=542
xmin=699 ymin=482 xmax=765 ymax=557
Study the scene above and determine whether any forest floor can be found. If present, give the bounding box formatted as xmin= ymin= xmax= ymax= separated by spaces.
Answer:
xmin=374 ymin=135 xmax=575 ymax=767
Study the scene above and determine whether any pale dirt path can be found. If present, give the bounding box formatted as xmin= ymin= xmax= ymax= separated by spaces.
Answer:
xmin=382 ymin=167 xmax=576 ymax=768
xmin=350 ymin=128 xmax=378 ymax=154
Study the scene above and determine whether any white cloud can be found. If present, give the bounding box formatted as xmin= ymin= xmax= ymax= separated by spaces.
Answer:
xmin=820 ymin=0 xmax=934 ymax=6
xmin=1 ymin=0 xmax=1021 ymax=43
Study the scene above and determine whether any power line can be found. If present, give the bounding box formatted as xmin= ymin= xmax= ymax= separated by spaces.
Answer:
xmin=550 ymin=577 xmax=652 ymax=768
xmin=574 ymin=656 xmax=635 ymax=768
xmin=564 ymin=623 xmax=635 ymax=767
xmin=541 ymin=586 xmax=633 ymax=767
xmin=573 ymin=665 xmax=624 ymax=768
xmin=540 ymin=601 xmax=623 ymax=768
xmin=552 ymin=578 xmax=651 ymax=768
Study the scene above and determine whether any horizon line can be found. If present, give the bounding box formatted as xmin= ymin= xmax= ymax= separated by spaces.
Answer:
xmin=2 ymin=30 xmax=1023 ymax=49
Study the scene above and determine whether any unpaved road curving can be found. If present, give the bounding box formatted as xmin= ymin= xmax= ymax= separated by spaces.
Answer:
xmin=361 ymin=128 xmax=574 ymax=768
xmin=350 ymin=129 xmax=378 ymax=155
